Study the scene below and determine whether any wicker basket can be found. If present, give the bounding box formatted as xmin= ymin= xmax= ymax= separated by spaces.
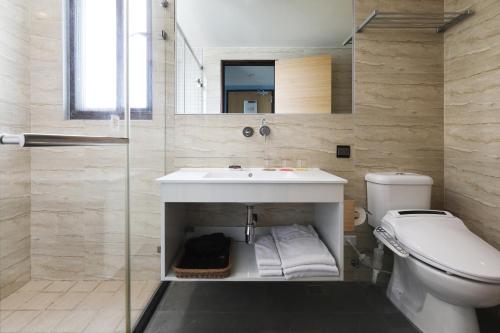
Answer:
xmin=172 ymin=240 xmax=232 ymax=279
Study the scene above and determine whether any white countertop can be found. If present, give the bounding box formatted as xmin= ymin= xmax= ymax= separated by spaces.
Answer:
xmin=157 ymin=168 xmax=348 ymax=184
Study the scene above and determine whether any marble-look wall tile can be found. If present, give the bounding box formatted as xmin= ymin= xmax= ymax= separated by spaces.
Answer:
xmin=28 ymin=0 xmax=167 ymax=282
xmin=173 ymin=114 xmax=356 ymax=197
xmin=0 ymin=0 xmax=31 ymax=299
xmin=352 ymin=0 xmax=445 ymax=280
xmin=354 ymin=0 xmax=444 ymax=209
xmin=444 ymin=0 xmax=500 ymax=249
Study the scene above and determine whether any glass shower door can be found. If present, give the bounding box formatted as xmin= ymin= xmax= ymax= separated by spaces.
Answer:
xmin=0 ymin=137 xmax=130 ymax=333
xmin=0 ymin=0 xmax=134 ymax=332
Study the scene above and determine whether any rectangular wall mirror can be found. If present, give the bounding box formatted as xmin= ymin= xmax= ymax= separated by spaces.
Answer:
xmin=175 ymin=0 xmax=353 ymax=115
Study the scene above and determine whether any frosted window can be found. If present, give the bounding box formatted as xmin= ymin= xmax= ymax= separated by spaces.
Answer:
xmin=68 ymin=0 xmax=151 ymax=119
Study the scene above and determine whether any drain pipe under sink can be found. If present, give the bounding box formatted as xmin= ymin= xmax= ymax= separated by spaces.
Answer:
xmin=245 ymin=206 xmax=257 ymax=244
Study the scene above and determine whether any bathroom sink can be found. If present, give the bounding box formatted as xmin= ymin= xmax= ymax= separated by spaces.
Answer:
xmin=203 ymin=170 xmax=300 ymax=181
xmin=159 ymin=168 xmax=344 ymax=183
xmin=157 ymin=168 xmax=347 ymax=203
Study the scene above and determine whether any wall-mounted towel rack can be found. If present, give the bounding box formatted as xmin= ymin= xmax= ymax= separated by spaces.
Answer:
xmin=0 ymin=133 xmax=129 ymax=147
xmin=343 ymin=9 xmax=473 ymax=46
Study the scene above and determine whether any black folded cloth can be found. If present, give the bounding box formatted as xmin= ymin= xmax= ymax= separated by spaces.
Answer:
xmin=178 ymin=233 xmax=230 ymax=269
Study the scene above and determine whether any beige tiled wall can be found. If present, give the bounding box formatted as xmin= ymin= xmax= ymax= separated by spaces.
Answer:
xmin=28 ymin=0 xmax=168 ymax=281
xmin=444 ymin=0 xmax=500 ymax=249
xmin=351 ymin=0 xmax=445 ymax=278
xmin=0 ymin=0 xmax=32 ymax=299
xmin=354 ymin=0 xmax=444 ymax=209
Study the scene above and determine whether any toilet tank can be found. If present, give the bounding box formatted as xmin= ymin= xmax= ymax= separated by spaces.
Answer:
xmin=365 ymin=172 xmax=433 ymax=227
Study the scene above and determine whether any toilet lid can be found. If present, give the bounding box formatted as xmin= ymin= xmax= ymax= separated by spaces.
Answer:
xmin=383 ymin=213 xmax=500 ymax=283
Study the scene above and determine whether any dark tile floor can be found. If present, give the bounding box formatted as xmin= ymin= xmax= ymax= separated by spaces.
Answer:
xmin=145 ymin=282 xmax=420 ymax=333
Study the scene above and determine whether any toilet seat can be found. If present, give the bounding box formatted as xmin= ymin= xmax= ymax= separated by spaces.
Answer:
xmin=381 ymin=210 xmax=500 ymax=284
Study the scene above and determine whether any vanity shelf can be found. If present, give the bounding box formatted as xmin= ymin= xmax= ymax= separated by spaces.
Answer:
xmin=163 ymin=226 xmax=342 ymax=282
xmin=343 ymin=9 xmax=473 ymax=45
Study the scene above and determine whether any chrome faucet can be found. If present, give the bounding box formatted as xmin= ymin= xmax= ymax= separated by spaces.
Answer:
xmin=259 ymin=118 xmax=271 ymax=137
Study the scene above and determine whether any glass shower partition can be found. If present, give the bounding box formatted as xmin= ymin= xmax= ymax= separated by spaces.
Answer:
xmin=0 ymin=0 xmax=164 ymax=332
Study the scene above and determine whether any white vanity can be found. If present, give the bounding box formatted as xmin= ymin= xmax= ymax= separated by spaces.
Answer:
xmin=157 ymin=168 xmax=347 ymax=281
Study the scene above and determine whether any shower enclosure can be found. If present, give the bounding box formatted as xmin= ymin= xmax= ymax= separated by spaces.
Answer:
xmin=0 ymin=1 xmax=166 ymax=332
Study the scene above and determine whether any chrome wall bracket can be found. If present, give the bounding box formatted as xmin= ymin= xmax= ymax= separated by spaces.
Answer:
xmin=160 ymin=0 xmax=168 ymax=8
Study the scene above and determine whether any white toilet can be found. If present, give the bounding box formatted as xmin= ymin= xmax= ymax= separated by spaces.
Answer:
xmin=365 ymin=172 xmax=500 ymax=333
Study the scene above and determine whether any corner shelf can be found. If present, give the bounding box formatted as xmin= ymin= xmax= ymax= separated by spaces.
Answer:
xmin=343 ymin=9 xmax=474 ymax=46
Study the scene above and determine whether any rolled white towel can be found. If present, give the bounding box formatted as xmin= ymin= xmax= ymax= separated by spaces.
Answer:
xmin=254 ymin=234 xmax=282 ymax=269
xmin=272 ymin=224 xmax=336 ymax=269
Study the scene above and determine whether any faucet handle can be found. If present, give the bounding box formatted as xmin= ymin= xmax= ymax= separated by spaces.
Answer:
xmin=259 ymin=120 xmax=271 ymax=137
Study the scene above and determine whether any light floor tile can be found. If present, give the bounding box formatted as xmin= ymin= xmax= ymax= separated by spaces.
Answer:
xmin=0 ymin=280 xmax=157 ymax=332
xmin=48 ymin=292 xmax=87 ymax=310
xmin=0 ymin=292 xmax=37 ymax=310
xmin=0 ymin=310 xmax=13 ymax=322
xmin=77 ymin=292 xmax=115 ymax=310
xmin=53 ymin=310 xmax=97 ymax=333
xmin=115 ymin=310 xmax=140 ymax=333
xmin=18 ymin=281 xmax=53 ymax=293
xmin=22 ymin=292 xmax=62 ymax=310
xmin=103 ymin=291 xmax=126 ymax=311
xmin=23 ymin=310 xmax=68 ymax=333
xmin=0 ymin=311 xmax=40 ymax=333
xmin=142 ymin=281 xmax=160 ymax=295
xmin=133 ymin=281 xmax=159 ymax=310
xmin=94 ymin=281 xmax=124 ymax=293
xmin=68 ymin=281 xmax=99 ymax=293
xmin=130 ymin=282 xmax=146 ymax=310
xmin=44 ymin=281 xmax=76 ymax=293
xmin=83 ymin=310 xmax=123 ymax=333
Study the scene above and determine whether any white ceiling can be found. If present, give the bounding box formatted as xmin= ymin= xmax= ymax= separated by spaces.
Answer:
xmin=176 ymin=0 xmax=353 ymax=48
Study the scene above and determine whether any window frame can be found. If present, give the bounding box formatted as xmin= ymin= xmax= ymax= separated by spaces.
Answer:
xmin=220 ymin=60 xmax=276 ymax=114
xmin=66 ymin=0 xmax=153 ymax=120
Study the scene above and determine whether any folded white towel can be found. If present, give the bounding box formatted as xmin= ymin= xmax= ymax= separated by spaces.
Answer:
xmin=259 ymin=265 xmax=281 ymax=271
xmin=284 ymin=264 xmax=339 ymax=276
xmin=284 ymin=267 xmax=339 ymax=280
xmin=254 ymin=234 xmax=282 ymax=268
xmin=283 ymin=264 xmax=339 ymax=279
xmin=272 ymin=224 xmax=336 ymax=269
xmin=259 ymin=269 xmax=284 ymax=277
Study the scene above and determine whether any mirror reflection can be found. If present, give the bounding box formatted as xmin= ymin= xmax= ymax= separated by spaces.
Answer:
xmin=176 ymin=0 xmax=353 ymax=115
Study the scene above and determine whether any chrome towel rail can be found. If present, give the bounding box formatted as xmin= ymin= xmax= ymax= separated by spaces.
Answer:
xmin=342 ymin=9 xmax=474 ymax=46
xmin=0 ymin=133 xmax=129 ymax=147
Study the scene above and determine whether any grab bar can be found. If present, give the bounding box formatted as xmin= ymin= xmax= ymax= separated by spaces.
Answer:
xmin=0 ymin=133 xmax=129 ymax=147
